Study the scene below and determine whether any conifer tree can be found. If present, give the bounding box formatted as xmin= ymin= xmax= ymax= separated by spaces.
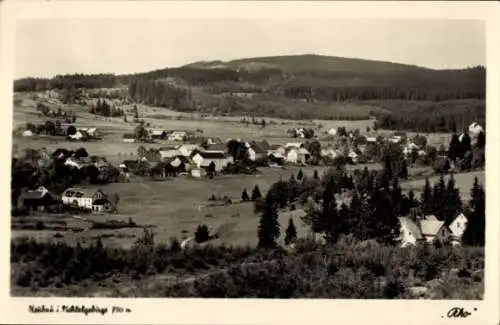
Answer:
xmin=391 ymin=177 xmax=403 ymax=216
xmin=297 ymin=168 xmax=304 ymax=181
xmin=443 ymin=174 xmax=463 ymax=224
xmin=448 ymin=134 xmax=461 ymax=162
xmin=322 ymin=177 xmax=339 ymax=243
xmin=251 ymin=185 xmax=262 ymax=201
xmin=421 ymin=177 xmax=433 ymax=216
xmin=284 ymin=218 xmax=297 ymax=245
xmin=463 ymin=177 xmax=485 ymax=246
xmin=433 ymin=174 xmax=446 ymax=220
xmin=241 ymin=188 xmax=250 ymax=202
xmin=257 ymin=192 xmax=280 ymax=248
xmin=370 ymin=189 xmax=400 ymax=244
xmin=313 ymin=169 xmax=319 ymax=180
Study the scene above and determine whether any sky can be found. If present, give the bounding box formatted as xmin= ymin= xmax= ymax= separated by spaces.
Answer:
xmin=14 ymin=19 xmax=485 ymax=79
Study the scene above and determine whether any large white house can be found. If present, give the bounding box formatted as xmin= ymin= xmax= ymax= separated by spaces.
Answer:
xmin=159 ymin=146 xmax=179 ymax=160
xmin=191 ymin=151 xmax=233 ymax=172
xmin=61 ymin=188 xmax=107 ymax=211
xmin=285 ymin=147 xmax=310 ymax=164
xmin=176 ymin=144 xmax=200 ymax=157
xmin=168 ymin=131 xmax=187 ymax=141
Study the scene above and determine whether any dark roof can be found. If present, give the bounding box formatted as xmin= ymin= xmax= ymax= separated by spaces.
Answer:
xmin=123 ymin=133 xmax=134 ymax=139
xmin=249 ymin=141 xmax=267 ymax=154
xmin=20 ymin=190 xmax=50 ymax=200
xmin=159 ymin=146 xmax=177 ymax=151
xmin=207 ymin=143 xmax=227 ymax=151
xmin=176 ymin=155 xmax=193 ymax=164
xmin=198 ymin=151 xmax=226 ymax=159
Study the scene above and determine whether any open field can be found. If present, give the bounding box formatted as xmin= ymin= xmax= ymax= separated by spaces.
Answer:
xmin=11 ymin=166 xmax=484 ymax=249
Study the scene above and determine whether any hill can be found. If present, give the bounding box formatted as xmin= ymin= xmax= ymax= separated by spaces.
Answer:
xmin=185 ymin=54 xmax=428 ymax=74
xmin=13 ymin=54 xmax=486 ymax=131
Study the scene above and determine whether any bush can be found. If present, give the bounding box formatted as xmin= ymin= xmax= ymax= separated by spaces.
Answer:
xmin=195 ymin=225 xmax=210 ymax=243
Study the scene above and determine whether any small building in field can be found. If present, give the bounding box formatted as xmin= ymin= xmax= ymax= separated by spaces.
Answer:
xmin=122 ymin=133 xmax=135 ymax=143
xmin=246 ymin=141 xmax=268 ymax=161
xmin=61 ymin=188 xmax=108 ymax=211
xmin=22 ymin=130 xmax=34 ymax=137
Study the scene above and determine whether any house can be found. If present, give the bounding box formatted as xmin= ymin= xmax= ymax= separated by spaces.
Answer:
xmin=448 ymin=213 xmax=468 ymax=243
xmin=168 ymin=131 xmax=187 ymax=141
xmin=389 ymin=136 xmax=402 ymax=144
xmin=159 ymin=146 xmax=179 ymax=160
xmin=348 ymin=150 xmax=359 ymax=164
xmin=191 ymin=151 xmax=233 ymax=172
xmin=177 ymin=144 xmax=201 ymax=157
xmin=61 ymin=188 xmax=107 ymax=211
xmin=64 ymin=157 xmax=88 ymax=169
xmin=78 ymin=127 xmax=98 ymax=138
xmin=122 ymin=133 xmax=135 ymax=143
xmin=91 ymin=198 xmax=112 ymax=212
xmin=69 ymin=130 xmax=89 ymax=141
xmin=119 ymin=160 xmax=139 ymax=172
xmin=327 ymin=128 xmax=337 ymax=136
xmin=268 ymin=152 xmax=285 ymax=165
xmin=418 ymin=219 xmax=452 ymax=244
xmin=321 ymin=147 xmax=339 ymax=159
xmin=403 ymin=142 xmax=420 ymax=156
xmin=18 ymin=186 xmax=58 ymax=211
xmin=285 ymin=142 xmax=303 ymax=149
xmin=150 ymin=130 xmax=168 ymax=140
xmin=145 ymin=148 xmax=161 ymax=163
xmin=22 ymin=130 xmax=34 ymax=137
xmin=365 ymin=137 xmax=377 ymax=143
xmin=169 ymin=155 xmax=193 ymax=173
xmin=398 ymin=217 xmax=424 ymax=247
xmin=285 ymin=147 xmax=311 ymax=164
xmin=246 ymin=141 xmax=267 ymax=161
xmin=268 ymin=144 xmax=286 ymax=156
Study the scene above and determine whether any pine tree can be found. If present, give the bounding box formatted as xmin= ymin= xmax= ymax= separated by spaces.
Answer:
xmin=443 ymin=173 xmax=463 ymax=224
xmin=398 ymin=158 xmax=409 ymax=179
xmin=463 ymin=177 xmax=485 ymax=246
xmin=421 ymin=177 xmax=433 ymax=216
xmin=391 ymin=177 xmax=403 ymax=217
xmin=370 ymin=189 xmax=400 ymax=244
xmin=257 ymin=193 xmax=280 ymax=248
xmin=251 ymin=185 xmax=262 ymax=201
xmin=195 ymin=224 xmax=210 ymax=243
xmin=241 ymin=188 xmax=250 ymax=202
xmin=313 ymin=169 xmax=319 ymax=180
xmin=322 ymin=177 xmax=339 ymax=243
xmin=433 ymin=174 xmax=446 ymax=220
xmin=284 ymin=218 xmax=297 ymax=245
xmin=297 ymin=168 xmax=304 ymax=181
xmin=448 ymin=134 xmax=461 ymax=162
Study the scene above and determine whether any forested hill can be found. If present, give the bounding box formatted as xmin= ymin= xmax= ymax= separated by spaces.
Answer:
xmin=13 ymin=55 xmax=485 ymax=131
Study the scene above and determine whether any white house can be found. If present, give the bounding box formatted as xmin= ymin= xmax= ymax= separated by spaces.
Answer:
xmin=327 ymin=128 xmax=337 ymax=136
xmin=419 ymin=219 xmax=449 ymax=243
xmin=285 ymin=142 xmax=303 ymax=149
xmin=168 ymin=131 xmax=187 ymax=141
xmin=320 ymin=147 xmax=339 ymax=159
xmin=177 ymin=144 xmax=200 ymax=157
xmin=191 ymin=151 xmax=233 ymax=172
xmin=245 ymin=141 xmax=267 ymax=161
xmin=348 ymin=150 xmax=359 ymax=163
xmin=61 ymin=188 xmax=107 ymax=211
xmin=366 ymin=137 xmax=377 ymax=143
xmin=398 ymin=217 xmax=424 ymax=247
xmin=448 ymin=213 xmax=468 ymax=241
xmin=69 ymin=130 xmax=87 ymax=141
xmin=159 ymin=146 xmax=179 ymax=160
xmin=22 ymin=130 xmax=34 ymax=137
xmin=285 ymin=147 xmax=310 ymax=164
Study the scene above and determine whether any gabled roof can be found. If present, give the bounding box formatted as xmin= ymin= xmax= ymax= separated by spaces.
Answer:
xmin=423 ymin=215 xmax=438 ymax=221
xmin=197 ymin=151 xmax=227 ymax=159
xmin=207 ymin=143 xmax=227 ymax=151
xmin=20 ymin=187 xmax=51 ymax=200
xmin=399 ymin=217 xmax=424 ymax=240
xmin=159 ymin=146 xmax=178 ymax=151
xmin=419 ymin=220 xmax=445 ymax=236
xmin=249 ymin=141 xmax=267 ymax=154
xmin=269 ymin=144 xmax=283 ymax=150
xmin=62 ymin=187 xmax=105 ymax=198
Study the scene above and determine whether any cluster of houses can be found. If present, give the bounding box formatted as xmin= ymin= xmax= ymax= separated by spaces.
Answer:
xmin=398 ymin=213 xmax=468 ymax=247
xmin=122 ymin=130 xmax=192 ymax=143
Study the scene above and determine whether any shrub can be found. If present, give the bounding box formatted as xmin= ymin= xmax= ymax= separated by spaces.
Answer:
xmin=195 ymin=225 xmax=210 ymax=243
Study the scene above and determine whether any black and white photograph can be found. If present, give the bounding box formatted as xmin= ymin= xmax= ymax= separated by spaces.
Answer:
xmin=1 ymin=1 xmax=499 ymax=324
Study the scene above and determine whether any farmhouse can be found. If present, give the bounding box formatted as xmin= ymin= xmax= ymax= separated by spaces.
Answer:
xmin=398 ymin=215 xmax=458 ymax=247
xmin=420 ymin=219 xmax=450 ymax=244
xmin=191 ymin=151 xmax=233 ymax=172
xmin=327 ymin=128 xmax=337 ymax=136
xmin=168 ymin=131 xmax=187 ymax=141
xmin=69 ymin=130 xmax=89 ymax=141
xmin=61 ymin=188 xmax=107 ymax=211
xmin=169 ymin=155 xmax=194 ymax=173
xmin=18 ymin=186 xmax=59 ymax=211
xmin=321 ymin=146 xmax=339 ymax=159
xmin=122 ymin=133 xmax=135 ymax=143
xmin=398 ymin=217 xmax=424 ymax=247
